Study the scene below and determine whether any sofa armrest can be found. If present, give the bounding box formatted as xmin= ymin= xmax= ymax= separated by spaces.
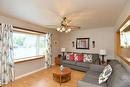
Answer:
xmin=77 ymin=80 xmax=102 ymax=87
xmin=89 ymin=64 xmax=105 ymax=73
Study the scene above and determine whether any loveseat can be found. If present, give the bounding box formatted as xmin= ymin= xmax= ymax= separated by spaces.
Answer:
xmin=77 ymin=60 xmax=130 ymax=87
xmin=62 ymin=52 xmax=100 ymax=72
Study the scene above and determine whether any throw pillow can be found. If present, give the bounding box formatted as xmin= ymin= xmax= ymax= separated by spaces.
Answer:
xmin=102 ymin=64 xmax=112 ymax=77
xmin=98 ymin=73 xmax=108 ymax=84
xmin=98 ymin=64 xmax=112 ymax=84
xmin=74 ymin=54 xmax=78 ymax=61
xmin=69 ymin=53 xmax=75 ymax=61
xmin=77 ymin=54 xmax=84 ymax=62
xmin=66 ymin=53 xmax=70 ymax=60
xmin=83 ymin=54 xmax=92 ymax=63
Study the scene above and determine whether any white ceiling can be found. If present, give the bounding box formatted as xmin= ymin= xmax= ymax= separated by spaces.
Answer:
xmin=0 ymin=0 xmax=127 ymax=29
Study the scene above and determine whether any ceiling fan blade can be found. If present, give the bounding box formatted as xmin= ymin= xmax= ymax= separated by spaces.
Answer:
xmin=68 ymin=25 xmax=81 ymax=29
xmin=45 ymin=25 xmax=57 ymax=26
xmin=44 ymin=16 xmax=81 ymax=30
xmin=44 ymin=25 xmax=58 ymax=28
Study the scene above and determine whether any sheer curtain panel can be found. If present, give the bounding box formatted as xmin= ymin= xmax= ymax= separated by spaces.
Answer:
xmin=0 ymin=23 xmax=15 ymax=85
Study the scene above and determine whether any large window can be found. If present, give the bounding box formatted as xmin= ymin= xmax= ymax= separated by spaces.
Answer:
xmin=120 ymin=31 xmax=130 ymax=48
xmin=13 ymin=31 xmax=46 ymax=60
xmin=116 ymin=15 xmax=130 ymax=66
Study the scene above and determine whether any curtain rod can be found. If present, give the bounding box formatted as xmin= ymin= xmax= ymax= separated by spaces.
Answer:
xmin=0 ymin=23 xmax=46 ymax=34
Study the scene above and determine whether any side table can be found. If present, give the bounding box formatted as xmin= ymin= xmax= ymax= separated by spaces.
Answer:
xmin=55 ymin=55 xmax=61 ymax=66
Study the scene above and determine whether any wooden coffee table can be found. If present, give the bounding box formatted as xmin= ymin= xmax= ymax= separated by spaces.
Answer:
xmin=52 ymin=67 xmax=71 ymax=84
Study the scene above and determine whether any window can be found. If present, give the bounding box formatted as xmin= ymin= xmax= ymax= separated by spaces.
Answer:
xmin=120 ymin=31 xmax=130 ymax=48
xmin=13 ymin=31 xmax=46 ymax=60
xmin=116 ymin=15 xmax=130 ymax=66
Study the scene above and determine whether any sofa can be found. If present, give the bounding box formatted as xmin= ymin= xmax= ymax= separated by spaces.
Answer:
xmin=77 ymin=60 xmax=130 ymax=87
xmin=62 ymin=52 xmax=100 ymax=72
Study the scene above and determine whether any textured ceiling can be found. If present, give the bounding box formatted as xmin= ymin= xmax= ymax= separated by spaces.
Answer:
xmin=0 ymin=0 xmax=127 ymax=29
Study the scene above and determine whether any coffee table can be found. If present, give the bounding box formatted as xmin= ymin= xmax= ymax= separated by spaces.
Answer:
xmin=52 ymin=67 xmax=71 ymax=84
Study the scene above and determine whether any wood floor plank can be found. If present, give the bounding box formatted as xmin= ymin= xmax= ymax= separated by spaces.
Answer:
xmin=3 ymin=66 xmax=85 ymax=87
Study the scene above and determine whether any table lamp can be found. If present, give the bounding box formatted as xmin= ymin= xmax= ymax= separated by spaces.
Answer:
xmin=61 ymin=48 xmax=66 ymax=59
xmin=99 ymin=49 xmax=107 ymax=64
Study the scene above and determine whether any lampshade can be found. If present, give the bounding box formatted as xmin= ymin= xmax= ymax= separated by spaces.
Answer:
xmin=99 ymin=49 xmax=106 ymax=55
xmin=61 ymin=48 xmax=66 ymax=52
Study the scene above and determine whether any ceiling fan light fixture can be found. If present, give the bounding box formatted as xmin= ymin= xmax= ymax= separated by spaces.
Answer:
xmin=59 ymin=29 xmax=63 ymax=32
xmin=62 ymin=27 xmax=65 ymax=31
xmin=57 ymin=27 xmax=60 ymax=31
xmin=68 ymin=28 xmax=71 ymax=32
xmin=56 ymin=17 xmax=80 ymax=33
xmin=65 ymin=30 xmax=68 ymax=33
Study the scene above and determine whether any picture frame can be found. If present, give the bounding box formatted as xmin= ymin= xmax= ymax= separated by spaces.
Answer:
xmin=76 ymin=38 xmax=90 ymax=49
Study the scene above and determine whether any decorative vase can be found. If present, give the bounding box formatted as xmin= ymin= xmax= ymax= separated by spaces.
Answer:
xmin=60 ymin=65 xmax=64 ymax=72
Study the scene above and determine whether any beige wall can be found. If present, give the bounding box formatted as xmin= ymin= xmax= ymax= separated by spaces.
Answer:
xmin=59 ymin=27 xmax=115 ymax=61
xmin=114 ymin=0 xmax=130 ymax=72
xmin=0 ymin=15 xmax=60 ymax=78
xmin=15 ymin=59 xmax=44 ymax=78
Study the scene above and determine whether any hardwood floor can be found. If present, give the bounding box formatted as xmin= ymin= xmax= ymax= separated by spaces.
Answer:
xmin=4 ymin=66 xmax=85 ymax=87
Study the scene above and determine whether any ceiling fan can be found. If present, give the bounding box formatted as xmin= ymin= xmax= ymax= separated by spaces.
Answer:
xmin=46 ymin=17 xmax=80 ymax=33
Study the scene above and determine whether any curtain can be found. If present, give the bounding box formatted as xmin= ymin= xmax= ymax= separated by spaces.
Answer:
xmin=0 ymin=23 xmax=15 ymax=85
xmin=45 ymin=33 xmax=52 ymax=68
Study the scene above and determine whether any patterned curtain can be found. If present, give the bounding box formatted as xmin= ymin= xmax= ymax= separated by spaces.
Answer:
xmin=0 ymin=23 xmax=15 ymax=85
xmin=45 ymin=33 xmax=52 ymax=68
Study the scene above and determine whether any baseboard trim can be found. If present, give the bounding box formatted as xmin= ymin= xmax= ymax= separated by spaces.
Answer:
xmin=15 ymin=67 xmax=46 ymax=80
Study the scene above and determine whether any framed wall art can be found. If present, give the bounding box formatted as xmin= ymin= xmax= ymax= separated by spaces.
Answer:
xmin=76 ymin=38 xmax=90 ymax=49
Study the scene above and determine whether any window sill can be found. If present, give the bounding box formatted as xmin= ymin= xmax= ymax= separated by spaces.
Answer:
xmin=118 ymin=55 xmax=130 ymax=66
xmin=14 ymin=55 xmax=45 ymax=64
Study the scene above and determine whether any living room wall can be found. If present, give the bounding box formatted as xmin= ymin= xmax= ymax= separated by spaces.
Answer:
xmin=0 ymin=15 xmax=60 ymax=78
xmin=59 ymin=27 xmax=115 ymax=61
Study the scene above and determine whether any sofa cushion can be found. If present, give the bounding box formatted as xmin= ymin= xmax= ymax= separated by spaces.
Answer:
xmin=85 ymin=71 xmax=100 ymax=79
xmin=107 ymin=60 xmax=123 ymax=84
xmin=62 ymin=60 xmax=76 ymax=65
xmin=107 ymin=60 xmax=130 ymax=87
xmin=89 ymin=64 xmax=105 ymax=73
xmin=107 ymin=67 xmax=130 ymax=87
xmin=82 ymin=76 xmax=107 ymax=87
xmin=108 ymin=60 xmax=121 ymax=69
xmin=76 ymin=62 xmax=90 ymax=68
xmin=78 ymin=80 xmax=107 ymax=87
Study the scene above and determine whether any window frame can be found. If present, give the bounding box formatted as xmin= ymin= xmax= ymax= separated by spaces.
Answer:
xmin=14 ymin=55 xmax=45 ymax=63
xmin=116 ymin=15 xmax=130 ymax=66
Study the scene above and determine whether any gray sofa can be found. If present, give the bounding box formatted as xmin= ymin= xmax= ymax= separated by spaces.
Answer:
xmin=77 ymin=60 xmax=130 ymax=87
xmin=62 ymin=52 xmax=100 ymax=72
